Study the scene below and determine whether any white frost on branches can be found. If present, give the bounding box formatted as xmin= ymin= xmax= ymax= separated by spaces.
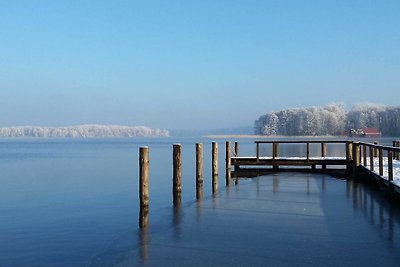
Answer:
xmin=0 ymin=125 xmax=169 ymax=138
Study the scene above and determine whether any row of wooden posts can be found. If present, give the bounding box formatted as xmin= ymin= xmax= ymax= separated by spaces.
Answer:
xmin=139 ymin=141 xmax=238 ymax=227
xmin=349 ymin=140 xmax=400 ymax=181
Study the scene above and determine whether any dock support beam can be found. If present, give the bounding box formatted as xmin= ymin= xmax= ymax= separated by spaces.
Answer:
xmin=212 ymin=142 xmax=218 ymax=194
xmin=139 ymin=146 xmax=149 ymax=228
xmin=196 ymin=143 xmax=203 ymax=200
xmin=173 ymin=144 xmax=182 ymax=206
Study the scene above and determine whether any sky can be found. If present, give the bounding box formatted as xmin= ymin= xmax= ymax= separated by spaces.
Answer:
xmin=1 ymin=0 xmax=399 ymax=130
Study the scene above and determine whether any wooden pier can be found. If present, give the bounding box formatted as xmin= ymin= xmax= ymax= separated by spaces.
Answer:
xmin=231 ymin=140 xmax=349 ymax=170
xmin=138 ymin=139 xmax=400 ymax=227
xmin=230 ymin=140 xmax=400 ymax=196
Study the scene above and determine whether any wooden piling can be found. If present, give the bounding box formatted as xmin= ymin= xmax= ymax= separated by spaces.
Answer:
xmin=369 ymin=146 xmax=374 ymax=172
xmin=212 ymin=142 xmax=218 ymax=193
xmin=321 ymin=142 xmax=327 ymax=171
xmin=306 ymin=142 xmax=310 ymax=161
xmin=352 ymin=142 xmax=360 ymax=178
xmin=225 ymin=141 xmax=231 ymax=186
xmin=196 ymin=143 xmax=203 ymax=200
xmin=388 ymin=151 xmax=393 ymax=182
xmin=395 ymin=141 xmax=400 ymax=160
xmin=139 ymin=146 xmax=149 ymax=228
xmin=226 ymin=141 xmax=231 ymax=170
xmin=378 ymin=147 xmax=383 ymax=176
xmin=173 ymin=144 xmax=182 ymax=206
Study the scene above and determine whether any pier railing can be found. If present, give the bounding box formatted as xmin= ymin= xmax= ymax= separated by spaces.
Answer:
xmin=355 ymin=141 xmax=400 ymax=184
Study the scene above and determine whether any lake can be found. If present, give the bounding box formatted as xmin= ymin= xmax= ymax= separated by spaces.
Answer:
xmin=1 ymin=137 xmax=399 ymax=266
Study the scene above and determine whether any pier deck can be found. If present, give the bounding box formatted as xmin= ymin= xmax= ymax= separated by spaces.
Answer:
xmin=97 ymin=172 xmax=400 ymax=267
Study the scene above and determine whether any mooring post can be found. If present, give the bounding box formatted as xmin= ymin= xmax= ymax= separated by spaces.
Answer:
xmin=321 ymin=142 xmax=327 ymax=171
xmin=396 ymin=141 xmax=400 ymax=160
xmin=173 ymin=144 xmax=182 ymax=206
xmin=226 ymin=141 xmax=231 ymax=170
xmin=393 ymin=141 xmax=397 ymax=159
xmin=225 ymin=141 xmax=231 ymax=186
xmin=139 ymin=146 xmax=149 ymax=228
xmin=346 ymin=141 xmax=353 ymax=173
xmin=363 ymin=145 xmax=367 ymax=166
xmin=212 ymin=142 xmax=218 ymax=193
xmin=369 ymin=146 xmax=374 ymax=172
xmin=388 ymin=151 xmax=393 ymax=182
xmin=196 ymin=143 xmax=203 ymax=200
xmin=378 ymin=147 xmax=383 ymax=176
xmin=352 ymin=142 xmax=361 ymax=178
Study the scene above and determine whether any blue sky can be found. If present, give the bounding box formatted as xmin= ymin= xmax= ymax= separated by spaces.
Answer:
xmin=1 ymin=0 xmax=399 ymax=129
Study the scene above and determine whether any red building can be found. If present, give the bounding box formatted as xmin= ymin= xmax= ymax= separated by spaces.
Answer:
xmin=350 ymin=128 xmax=381 ymax=138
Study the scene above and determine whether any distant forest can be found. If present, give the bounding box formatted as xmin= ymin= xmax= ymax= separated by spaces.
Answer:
xmin=254 ymin=103 xmax=400 ymax=137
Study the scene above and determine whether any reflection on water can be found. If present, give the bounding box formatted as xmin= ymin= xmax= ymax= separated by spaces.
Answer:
xmin=139 ymin=226 xmax=149 ymax=264
xmin=346 ymin=181 xmax=399 ymax=244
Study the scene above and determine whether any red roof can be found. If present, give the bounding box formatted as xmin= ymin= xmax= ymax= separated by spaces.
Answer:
xmin=362 ymin=128 xmax=381 ymax=137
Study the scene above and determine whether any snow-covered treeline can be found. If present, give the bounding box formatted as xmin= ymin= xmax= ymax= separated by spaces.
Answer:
xmin=255 ymin=103 xmax=400 ymax=136
xmin=0 ymin=125 xmax=169 ymax=138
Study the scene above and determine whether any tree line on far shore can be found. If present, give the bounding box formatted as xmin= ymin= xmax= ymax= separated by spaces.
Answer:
xmin=254 ymin=103 xmax=400 ymax=137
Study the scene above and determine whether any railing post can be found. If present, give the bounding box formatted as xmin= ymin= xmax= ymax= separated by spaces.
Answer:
xmin=225 ymin=141 xmax=231 ymax=186
xmin=388 ymin=151 xmax=393 ymax=182
xmin=173 ymin=144 xmax=182 ymax=206
xmin=256 ymin=142 xmax=260 ymax=162
xmin=196 ymin=143 xmax=203 ymax=200
xmin=378 ymin=147 xmax=383 ymax=176
xmin=235 ymin=141 xmax=239 ymax=157
xmin=352 ymin=142 xmax=361 ymax=178
xmin=346 ymin=141 xmax=353 ymax=173
xmin=306 ymin=142 xmax=310 ymax=161
xmin=373 ymin=142 xmax=379 ymax=157
xmin=139 ymin=146 xmax=149 ymax=228
xmin=273 ymin=143 xmax=279 ymax=170
xmin=369 ymin=146 xmax=374 ymax=172
xmin=212 ymin=142 xmax=218 ymax=194
xmin=321 ymin=142 xmax=327 ymax=171
xmin=363 ymin=144 xmax=367 ymax=166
